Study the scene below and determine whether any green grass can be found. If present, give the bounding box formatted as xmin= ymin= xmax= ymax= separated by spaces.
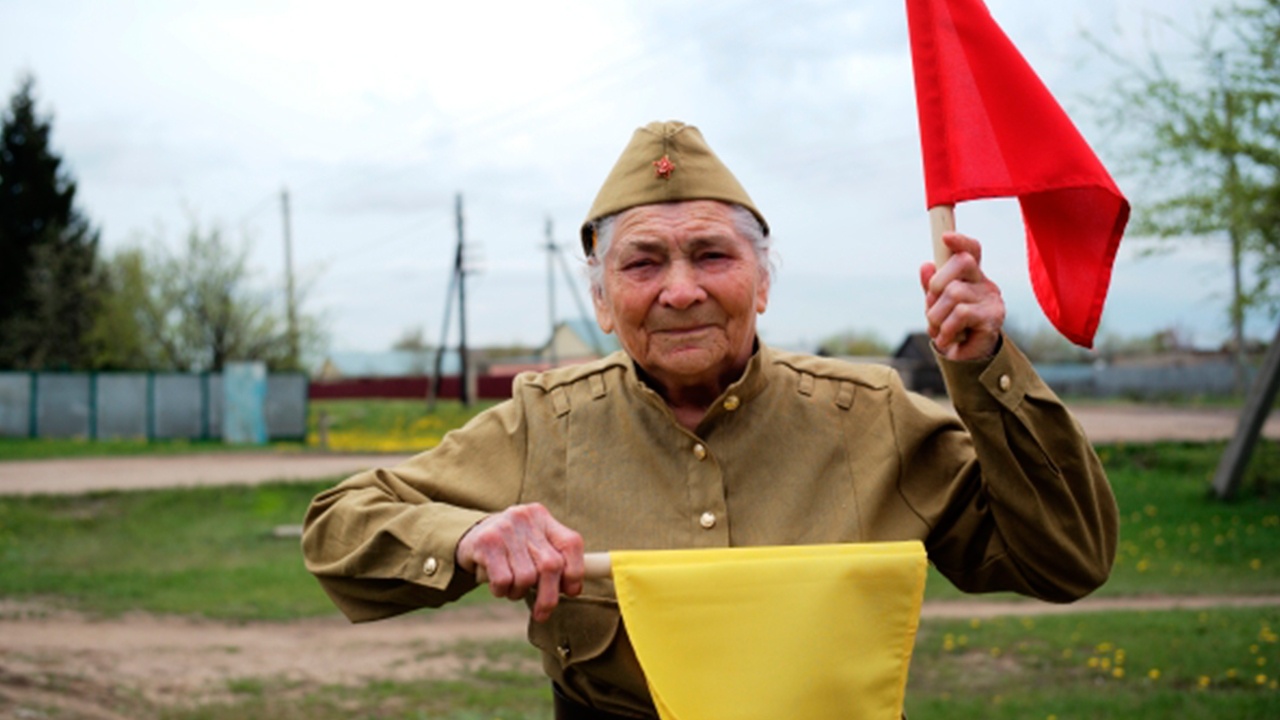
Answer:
xmin=905 ymin=607 xmax=1280 ymax=719
xmin=0 ymin=436 xmax=307 ymax=460
xmin=308 ymin=398 xmax=497 ymax=452
xmin=0 ymin=480 xmax=339 ymax=618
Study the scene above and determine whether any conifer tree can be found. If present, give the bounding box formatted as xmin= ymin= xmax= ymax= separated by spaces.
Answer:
xmin=0 ymin=75 xmax=101 ymax=369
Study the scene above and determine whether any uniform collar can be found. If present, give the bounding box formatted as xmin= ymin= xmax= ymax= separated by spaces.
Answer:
xmin=622 ymin=338 xmax=773 ymax=426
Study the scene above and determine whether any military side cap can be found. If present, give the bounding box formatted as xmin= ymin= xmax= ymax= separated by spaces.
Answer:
xmin=580 ymin=120 xmax=769 ymax=256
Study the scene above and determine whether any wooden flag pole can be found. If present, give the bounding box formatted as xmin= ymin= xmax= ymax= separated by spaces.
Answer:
xmin=930 ymin=204 xmax=956 ymax=267
xmin=583 ymin=552 xmax=612 ymax=579
xmin=475 ymin=552 xmax=612 ymax=584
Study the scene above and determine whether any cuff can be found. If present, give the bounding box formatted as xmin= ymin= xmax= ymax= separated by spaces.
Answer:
xmin=937 ymin=334 xmax=1035 ymax=414
xmin=408 ymin=507 xmax=491 ymax=591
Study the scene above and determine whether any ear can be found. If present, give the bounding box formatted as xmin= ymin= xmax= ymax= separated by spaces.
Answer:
xmin=592 ymin=284 xmax=615 ymax=334
xmin=755 ymin=270 xmax=770 ymax=315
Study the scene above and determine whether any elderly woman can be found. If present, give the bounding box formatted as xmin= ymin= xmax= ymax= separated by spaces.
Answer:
xmin=303 ymin=121 xmax=1117 ymax=720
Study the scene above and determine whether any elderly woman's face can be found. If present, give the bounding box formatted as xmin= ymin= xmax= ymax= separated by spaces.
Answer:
xmin=592 ymin=200 xmax=769 ymax=396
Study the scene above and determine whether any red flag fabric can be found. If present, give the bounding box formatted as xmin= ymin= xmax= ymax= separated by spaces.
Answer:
xmin=906 ymin=0 xmax=1129 ymax=348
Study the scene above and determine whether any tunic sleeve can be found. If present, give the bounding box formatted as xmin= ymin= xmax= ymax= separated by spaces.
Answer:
xmin=895 ymin=337 xmax=1118 ymax=602
xmin=301 ymin=393 xmax=532 ymax=622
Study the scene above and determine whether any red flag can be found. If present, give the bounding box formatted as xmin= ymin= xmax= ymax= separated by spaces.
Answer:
xmin=906 ymin=0 xmax=1129 ymax=348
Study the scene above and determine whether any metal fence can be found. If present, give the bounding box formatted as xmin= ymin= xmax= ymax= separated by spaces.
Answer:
xmin=1037 ymin=360 xmax=1257 ymax=400
xmin=0 ymin=371 xmax=308 ymax=441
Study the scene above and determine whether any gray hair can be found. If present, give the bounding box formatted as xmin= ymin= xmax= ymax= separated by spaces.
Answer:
xmin=585 ymin=203 xmax=773 ymax=298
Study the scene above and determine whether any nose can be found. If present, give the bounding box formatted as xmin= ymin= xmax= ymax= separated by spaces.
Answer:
xmin=658 ymin=260 xmax=706 ymax=310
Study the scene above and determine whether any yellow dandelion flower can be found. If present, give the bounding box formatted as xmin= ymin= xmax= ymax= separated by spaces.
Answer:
xmin=1148 ymin=668 xmax=1160 ymax=681
xmin=1227 ymin=668 xmax=1238 ymax=679
xmin=1257 ymin=674 xmax=1268 ymax=685
xmin=1198 ymin=675 xmax=1211 ymax=688
xmin=990 ymin=647 xmax=1002 ymax=658
xmin=970 ymin=618 xmax=982 ymax=629
xmin=1251 ymin=558 xmax=1262 ymax=571
xmin=1144 ymin=504 xmax=1158 ymax=517
xmin=1113 ymin=667 xmax=1125 ymax=679
xmin=1087 ymin=657 xmax=1099 ymax=668
xmin=1061 ymin=648 xmax=1073 ymax=659
xmin=1258 ymin=657 xmax=1267 ymax=667
xmin=1096 ymin=642 xmax=1113 ymax=652
xmin=1101 ymin=658 xmax=1112 ymax=670
xmin=1115 ymin=649 xmax=1126 ymax=663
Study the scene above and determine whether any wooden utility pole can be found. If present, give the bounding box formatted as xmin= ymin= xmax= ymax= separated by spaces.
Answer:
xmin=456 ymin=193 xmax=469 ymax=406
xmin=281 ymin=187 xmax=299 ymax=368
xmin=545 ymin=217 xmax=559 ymax=369
xmin=1212 ymin=319 xmax=1280 ymax=500
xmin=429 ymin=193 xmax=470 ymax=408
xmin=552 ymin=237 xmax=606 ymax=356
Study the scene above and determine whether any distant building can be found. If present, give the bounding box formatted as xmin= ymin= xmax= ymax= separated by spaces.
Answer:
xmin=540 ymin=318 xmax=621 ymax=367
xmin=892 ymin=332 xmax=945 ymax=396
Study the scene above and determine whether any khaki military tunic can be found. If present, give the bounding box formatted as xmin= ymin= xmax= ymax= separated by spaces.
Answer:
xmin=303 ymin=339 xmax=1117 ymax=718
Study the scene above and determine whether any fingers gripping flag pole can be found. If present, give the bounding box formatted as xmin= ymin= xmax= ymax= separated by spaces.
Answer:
xmin=906 ymin=0 xmax=1130 ymax=348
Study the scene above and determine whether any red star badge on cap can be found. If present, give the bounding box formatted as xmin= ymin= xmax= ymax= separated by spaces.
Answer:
xmin=652 ymin=154 xmax=675 ymax=179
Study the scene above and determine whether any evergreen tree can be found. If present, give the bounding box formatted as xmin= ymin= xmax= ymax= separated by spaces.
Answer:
xmin=0 ymin=74 xmax=101 ymax=369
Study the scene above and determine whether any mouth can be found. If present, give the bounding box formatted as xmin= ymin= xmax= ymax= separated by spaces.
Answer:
xmin=653 ymin=324 xmax=713 ymax=336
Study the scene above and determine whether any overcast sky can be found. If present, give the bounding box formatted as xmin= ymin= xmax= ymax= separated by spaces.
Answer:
xmin=1 ymin=0 xmax=1262 ymax=360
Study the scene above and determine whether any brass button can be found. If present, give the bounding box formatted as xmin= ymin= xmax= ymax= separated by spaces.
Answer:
xmin=723 ymin=395 xmax=741 ymax=411
xmin=699 ymin=511 xmax=717 ymax=529
xmin=998 ymin=374 xmax=1012 ymax=392
xmin=423 ymin=557 xmax=440 ymax=576
xmin=693 ymin=443 xmax=708 ymax=460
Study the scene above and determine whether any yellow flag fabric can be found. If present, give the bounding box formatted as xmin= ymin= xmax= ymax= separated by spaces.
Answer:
xmin=611 ymin=541 xmax=927 ymax=720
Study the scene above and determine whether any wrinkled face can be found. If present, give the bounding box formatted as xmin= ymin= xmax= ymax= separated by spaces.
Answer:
xmin=592 ymin=200 xmax=769 ymax=397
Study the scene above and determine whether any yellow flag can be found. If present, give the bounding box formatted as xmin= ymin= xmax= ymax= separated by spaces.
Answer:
xmin=611 ymin=542 xmax=927 ymax=720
